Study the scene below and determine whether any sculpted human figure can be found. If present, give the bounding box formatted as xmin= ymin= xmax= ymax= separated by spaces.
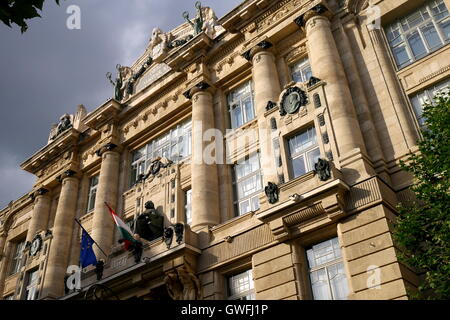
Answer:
xmin=183 ymin=1 xmax=204 ymax=36
xmin=164 ymin=271 xmax=183 ymax=300
xmin=177 ymin=266 xmax=202 ymax=300
xmin=135 ymin=201 xmax=164 ymax=242
xmin=202 ymin=7 xmax=222 ymax=39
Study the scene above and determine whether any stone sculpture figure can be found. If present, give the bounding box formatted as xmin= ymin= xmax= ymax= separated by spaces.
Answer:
xmin=149 ymin=27 xmax=173 ymax=60
xmin=265 ymin=182 xmax=279 ymax=204
xmin=135 ymin=201 xmax=164 ymax=242
xmin=202 ymin=7 xmax=223 ymax=39
xmin=183 ymin=1 xmax=204 ymax=36
xmin=50 ymin=114 xmax=73 ymax=141
xmin=106 ymin=64 xmax=134 ymax=101
xmin=314 ymin=158 xmax=332 ymax=181
xmin=164 ymin=271 xmax=184 ymax=300
xmin=177 ymin=266 xmax=202 ymax=300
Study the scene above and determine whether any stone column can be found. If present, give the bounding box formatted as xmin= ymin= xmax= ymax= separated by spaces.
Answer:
xmin=249 ymin=42 xmax=282 ymax=185
xmin=41 ymin=171 xmax=79 ymax=299
xmin=0 ymin=239 xmax=12 ymax=298
xmin=26 ymin=189 xmax=51 ymax=243
xmin=188 ymin=83 xmax=221 ymax=232
xmin=91 ymin=144 xmax=120 ymax=258
xmin=297 ymin=7 xmax=367 ymax=158
xmin=368 ymin=27 xmax=418 ymax=150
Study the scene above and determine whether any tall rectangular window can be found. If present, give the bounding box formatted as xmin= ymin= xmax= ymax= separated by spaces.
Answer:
xmin=288 ymin=127 xmax=321 ymax=179
xmin=233 ymin=153 xmax=263 ymax=216
xmin=9 ymin=240 xmax=26 ymax=276
xmin=291 ymin=57 xmax=312 ymax=83
xmin=228 ymin=81 xmax=256 ymax=129
xmin=410 ymin=78 xmax=449 ymax=126
xmin=86 ymin=175 xmax=99 ymax=212
xmin=385 ymin=0 xmax=449 ymax=69
xmin=24 ymin=269 xmax=39 ymax=300
xmin=130 ymin=119 xmax=192 ymax=187
xmin=185 ymin=189 xmax=192 ymax=225
xmin=306 ymin=237 xmax=349 ymax=300
xmin=227 ymin=269 xmax=255 ymax=300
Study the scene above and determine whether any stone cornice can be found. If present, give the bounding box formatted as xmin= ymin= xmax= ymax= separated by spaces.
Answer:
xmin=20 ymin=128 xmax=80 ymax=174
xmin=164 ymin=33 xmax=214 ymax=72
xmin=83 ymin=99 xmax=123 ymax=130
xmin=221 ymin=0 xmax=281 ymax=33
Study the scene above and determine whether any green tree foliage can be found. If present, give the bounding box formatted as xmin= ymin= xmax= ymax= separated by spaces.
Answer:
xmin=395 ymin=88 xmax=450 ymax=299
xmin=0 ymin=0 xmax=63 ymax=33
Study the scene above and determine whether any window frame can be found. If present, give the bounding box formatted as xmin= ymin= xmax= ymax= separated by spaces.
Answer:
xmin=24 ymin=268 xmax=39 ymax=300
xmin=232 ymin=152 xmax=263 ymax=217
xmin=86 ymin=175 xmax=99 ymax=213
xmin=306 ymin=237 xmax=349 ymax=300
xmin=409 ymin=78 xmax=450 ymax=126
xmin=290 ymin=57 xmax=312 ymax=83
xmin=227 ymin=80 xmax=256 ymax=129
xmin=227 ymin=269 xmax=256 ymax=300
xmin=9 ymin=240 xmax=26 ymax=276
xmin=129 ymin=119 xmax=192 ymax=187
xmin=287 ymin=126 xmax=321 ymax=180
xmin=385 ymin=0 xmax=449 ymax=69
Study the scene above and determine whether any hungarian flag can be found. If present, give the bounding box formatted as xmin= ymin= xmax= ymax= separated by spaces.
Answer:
xmin=104 ymin=202 xmax=137 ymax=251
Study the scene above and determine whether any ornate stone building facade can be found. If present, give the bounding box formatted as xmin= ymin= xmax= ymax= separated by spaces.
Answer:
xmin=1 ymin=0 xmax=449 ymax=300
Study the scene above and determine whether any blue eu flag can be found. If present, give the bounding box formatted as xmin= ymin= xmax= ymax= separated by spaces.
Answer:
xmin=80 ymin=229 xmax=97 ymax=268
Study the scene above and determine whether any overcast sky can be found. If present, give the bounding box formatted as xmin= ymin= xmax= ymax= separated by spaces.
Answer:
xmin=0 ymin=0 xmax=243 ymax=209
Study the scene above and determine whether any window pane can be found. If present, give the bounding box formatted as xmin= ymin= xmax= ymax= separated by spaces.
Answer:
xmin=228 ymin=270 xmax=255 ymax=300
xmin=328 ymin=263 xmax=349 ymax=300
xmin=307 ymin=148 xmax=321 ymax=172
xmin=231 ymin=105 xmax=243 ymax=128
xmin=292 ymin=156 xmax=306 ymax=178
xmin=310 ymin=269 xmax=332 ymax=300
xmin=243 ymin=98 xmax=255 ymax=123
xmin=393 ymin=44 xmax=411 ymax=67
xmin=421 ymin=22 xmax=443 ymax=49
xmin=438 ymin=17 xmax=450 ymax=40
xmin=307 ymin=237 xmax=348 ymax=300
xmin=407 ymin=30 xmax=427 ymax=59
xmin=239 ymin=200 xmax=251 ymax=215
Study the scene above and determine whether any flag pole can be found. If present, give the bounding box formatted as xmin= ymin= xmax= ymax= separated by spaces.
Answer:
xmin=74 ymin=218 xmax=108 ymax=259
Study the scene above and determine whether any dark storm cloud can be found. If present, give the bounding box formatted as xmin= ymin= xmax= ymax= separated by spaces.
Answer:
xmin=0 ymin=0 xmax=243 ymax=208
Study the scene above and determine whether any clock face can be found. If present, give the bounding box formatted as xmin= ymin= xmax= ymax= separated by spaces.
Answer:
xmin=30 ymin=237 xmax=42 ymax=256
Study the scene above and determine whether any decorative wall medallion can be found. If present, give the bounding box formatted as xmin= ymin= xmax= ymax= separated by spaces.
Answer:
xmin=30 ymin=234 xmax=43 ymax=256
xmin=279 ymin=86 xmax=308 ymax=116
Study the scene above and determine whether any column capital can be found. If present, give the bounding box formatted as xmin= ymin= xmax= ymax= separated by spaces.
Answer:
xmin=183 ymin=81 xmax=214 ymax=100
xmin=242 ymin=40 xmax=274 ymax=61
xmin=294 ymin=4 xmax=330 ymax=28
xmin=56 ymin=169 xmax=78 ymax=183
xmin=95 ymin=143 xmax=120 ymax=157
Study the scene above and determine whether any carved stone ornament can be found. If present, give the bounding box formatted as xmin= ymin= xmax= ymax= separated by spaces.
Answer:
xmin=294 ymin=4 xmax=328 ymax=28
xmin=163 ymin=227 xmax=174 ymax=249
xmin=30 ymin=234 xmax=43 ymax=256
xmin=49 ymin=114 xmax=73 ymax=141
xmin=314 ymin=158 xmax=332 ymax=181
xmin=265 ymin=182 xmax=279 ymax=204
xmin=307 ymin=76 xmax=322 ymax=88
xmin=164 ymin=265 xmax=202 ymax=300
xmin=266 ymin=101 xmax=277 ymax=112
xmin=279 ymin=86 xmax=308 ymax=116
xmin=138 ymin=157 xmax=173 ymax=182
xmin=174 ymin=223 xmax=184 ymax=245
